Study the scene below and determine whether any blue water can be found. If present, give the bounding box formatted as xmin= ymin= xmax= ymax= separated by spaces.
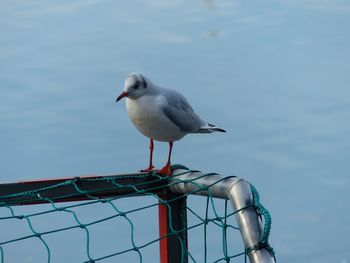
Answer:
xmin=1 ymin=1 xmax=350 ymax=262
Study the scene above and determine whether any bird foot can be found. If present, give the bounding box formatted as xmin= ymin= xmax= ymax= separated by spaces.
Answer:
xmin=140 ymin=165 xmax=155 ymax=173
xmin=157 ymin=163 xmax=171 ymax=176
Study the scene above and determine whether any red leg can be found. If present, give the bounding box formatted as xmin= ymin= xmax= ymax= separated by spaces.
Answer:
xmin=157 ymin=141 xmax=173 ymax=176
xmin=140 ymin=139 xmax=155 ymax=172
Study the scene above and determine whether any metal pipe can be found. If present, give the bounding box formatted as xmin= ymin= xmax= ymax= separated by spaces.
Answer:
xmin=0 ymin=173 xmax=165 ymax=206
xmin=169 ymin=169 xmax=275 ymax=263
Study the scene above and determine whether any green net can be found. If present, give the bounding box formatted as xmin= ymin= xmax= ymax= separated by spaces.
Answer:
xmin=0 ymin=165 xmax=274 ymax=262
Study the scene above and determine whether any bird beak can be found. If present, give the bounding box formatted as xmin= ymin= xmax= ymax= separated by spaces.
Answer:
xmin=116 ymin=91 xmax=128 ymax=102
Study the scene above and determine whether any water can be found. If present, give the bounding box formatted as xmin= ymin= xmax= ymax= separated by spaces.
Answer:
xmin=1 ymin=1 xmax=350 ymax=262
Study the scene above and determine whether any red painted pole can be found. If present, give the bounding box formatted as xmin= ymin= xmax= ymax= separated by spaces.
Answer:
xmin=159 ymin=195 xmax=169 ymax=263
xmin=158 ymin=192 xmax=188 ymax=263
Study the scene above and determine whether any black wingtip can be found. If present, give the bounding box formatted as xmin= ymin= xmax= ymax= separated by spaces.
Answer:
xmin=214 ymin=128 xmax=226 ymax=133
xmin=208 ymin=123 xmax=226 ymax=132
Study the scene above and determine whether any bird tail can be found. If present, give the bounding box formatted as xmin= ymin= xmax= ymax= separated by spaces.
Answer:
xmin=198 ymin=123 xmax=226 ymax=133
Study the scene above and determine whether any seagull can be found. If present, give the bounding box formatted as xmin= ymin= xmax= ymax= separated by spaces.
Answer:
xmin=116 ymin=73 xmax=226 ymax=176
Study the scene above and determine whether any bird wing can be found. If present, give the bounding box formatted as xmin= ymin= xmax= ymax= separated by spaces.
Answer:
xmin=160 ymin=89 xmax=204 ymax=132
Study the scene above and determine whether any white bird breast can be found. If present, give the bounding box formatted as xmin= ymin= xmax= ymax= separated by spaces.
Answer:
xmin=125 ymin=95 xmax=186 ymax=142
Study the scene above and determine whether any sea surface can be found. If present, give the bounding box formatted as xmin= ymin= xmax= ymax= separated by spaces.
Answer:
xmin=0 ymin=1 xmax=349 ymax=262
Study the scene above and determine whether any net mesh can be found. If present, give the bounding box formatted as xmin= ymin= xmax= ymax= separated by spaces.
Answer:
xmin=0 ymin=166 xmax=274 ymax=263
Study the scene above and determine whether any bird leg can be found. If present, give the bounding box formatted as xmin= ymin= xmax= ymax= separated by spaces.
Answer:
xmin=157 ymin=141 xmax=173 ymax=176
xmin=140 ymin=139 xmax=155 ymax=172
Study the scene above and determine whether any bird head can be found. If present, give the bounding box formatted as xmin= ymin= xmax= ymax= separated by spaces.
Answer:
xmin=116 ymin=73 xmax=149 ymax=102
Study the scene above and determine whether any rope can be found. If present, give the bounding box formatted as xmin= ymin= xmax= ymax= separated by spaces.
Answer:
xmin=249 ymin=184 xmax=276 ymax=261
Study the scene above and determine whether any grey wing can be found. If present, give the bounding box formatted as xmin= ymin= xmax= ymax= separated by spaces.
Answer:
xmin=161 ymin=90 xmax=204 ymax=132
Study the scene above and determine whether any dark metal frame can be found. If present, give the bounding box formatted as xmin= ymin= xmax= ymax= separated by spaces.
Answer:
xmin=0 ymin=173 xmax=188 ymax=263
xmin=0 ymin=173 xmax=165 ymax=205
xmin=0 ymin=169 xmax=276 ymax=263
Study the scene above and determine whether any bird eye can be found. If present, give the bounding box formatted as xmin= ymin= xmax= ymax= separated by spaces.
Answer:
xmin=134 ymin=83 xmax=140 ymax=89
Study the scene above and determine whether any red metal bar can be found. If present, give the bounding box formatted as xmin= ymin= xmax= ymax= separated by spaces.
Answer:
xmin=158 ymin=193 xmax=188 ymax=263
xmin=159 ymin=196 xmax=169 ymax=263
